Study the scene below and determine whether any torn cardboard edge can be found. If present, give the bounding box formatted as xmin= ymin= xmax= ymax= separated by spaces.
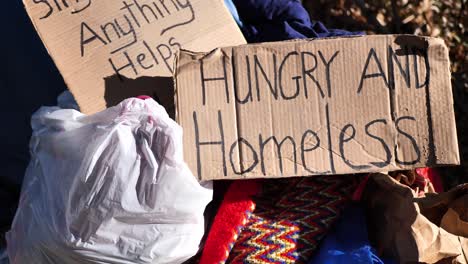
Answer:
xmin=176 ymin=34 xmax=459 ymax=181
xmin=23 ymin=0 xmax=246 ymax=114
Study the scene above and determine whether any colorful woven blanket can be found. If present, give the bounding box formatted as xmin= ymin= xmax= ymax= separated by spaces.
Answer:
xmin=200 ymin=175 xmax=358 ymax=264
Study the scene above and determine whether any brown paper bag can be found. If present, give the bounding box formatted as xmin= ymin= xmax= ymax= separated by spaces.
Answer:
xmin=362 ymin=173 xmax=467 ymax=264
xmin=440 ymin=195 xmax=468 ymax=237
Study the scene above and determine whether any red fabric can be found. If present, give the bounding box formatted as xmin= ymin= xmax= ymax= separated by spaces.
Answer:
xmin=227 ymin=176 xmax=357 ymax=263
xmin=416 ymin=168 xmax=444 ymax=193
xmin=353 ymin=168 xmax=444 ymax=201
xmin=352 ymin=174 xmax=371 ymax=201
xmin=137 ymin=95 xmax=152 ymax=100
xmin=199 ymin=180 xmax=261 ymax=264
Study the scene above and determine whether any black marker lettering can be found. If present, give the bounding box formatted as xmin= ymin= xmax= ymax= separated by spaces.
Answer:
xmin=413 ymin=48 xmax=430 ymax=89
xmin=279 ymin=51 xmax=301 ymax=100
xmin=339 ymin=124 xmax=371 ymax=170
xmin=168 ymin=36 xmax=181 ymax=50
xmin=200 ymin=55 xmax=229 ymax=105
xmin=301 ymin=129 xmax=323 ymax=174
xmin=109 ymin=51 xmax=138 ymax=80
xmin=120 ymin=1 xmax=141 ymax=27
xmin=53 ymin=0 xmax=64 ymax=11
xmin=161 ymin=0 xmax=195 ymax=35
xmin=301 ymin=51 xmax=324 ymax=98
xmin=143 ymin=40 xmax=159 ymax=65
xmin=136 ymin=53 xmax=154 ymax=70
xmin=71 ymin=0 xmax=92 ymax=14
xmin=33 ymin=0 xmax=53 ymax=19
xmin=111 ymin=15 xmax=138 ymax=54
xmin=259 ymin=135 xmax=297 ymax=175
xmin=325 ymin=104 xmax=336 ymax=174
xmin=133 ymin=0 xmax=159 ymax=23
xmin=193 ymin=111 xmax=227 ymax=179
xmin=169 ymin=0 xmax=180 ymax=10
xmin=156 ymin=43 xmax=173 ymax=73
xmin=80 ymin=22 xmax=107 ymax=57
xmin=101 ymin=22 xmax=121 ymax=43
xmin=357 ymin=48 xmax=389 ymax=94
xmin=60 ymin=0 xmax=69 ymax=8
xmin=388 ymin=46 xmax=410 ymax=89
xmin=234 ymin=56 xmax=253 ymax=104
xmin=152 ymin=2 xmax=165 ymax=17
xmin=230 ymin=138 xmax=259 ymax=175
xmin=318 ymin=50 xmax=339 ymax=98
xmin=158 ymin=0 xmax=171 ymax=15
xmin=254 ymin=54 xmax=278 ymax=100
xmin=395 ymin=116 xmax=421 ymax=165
xmin=419 ymin=48 xmax=435 ymax=164
xmin=365 ymin=119 xmax=391 ymax=168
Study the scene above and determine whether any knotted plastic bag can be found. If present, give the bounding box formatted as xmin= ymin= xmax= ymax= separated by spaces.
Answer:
xmin=7 ymin=98 xmax=212 ymax=264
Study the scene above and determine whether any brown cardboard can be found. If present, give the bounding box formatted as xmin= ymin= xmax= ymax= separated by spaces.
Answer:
xmin=175 ymin=35 xmax=460 ymax=181
xmin=23 ymin=0 xmax=246 ymax=114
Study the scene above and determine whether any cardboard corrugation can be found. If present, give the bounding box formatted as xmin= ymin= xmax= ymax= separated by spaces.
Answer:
xmin=23 ymin=0 xmax=246 ymax=114
xmin=175 ymin=35 xmax=459 ymax=181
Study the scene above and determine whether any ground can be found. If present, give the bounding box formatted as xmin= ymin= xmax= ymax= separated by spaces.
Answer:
xmin=304 ymin=0 xmax=468 ymax=188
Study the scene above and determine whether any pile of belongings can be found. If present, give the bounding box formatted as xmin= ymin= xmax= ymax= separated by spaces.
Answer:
xmin=2 ymin=0 xmax=467 ymax=263
xmin=196 ymin=170 xmax=467 ymax=264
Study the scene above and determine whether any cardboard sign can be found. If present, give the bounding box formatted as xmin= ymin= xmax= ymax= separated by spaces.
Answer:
xmin=175 ymin=35 xmax=460 ymax=181
xmin=24 ymin=0 xmax=246 ymax=114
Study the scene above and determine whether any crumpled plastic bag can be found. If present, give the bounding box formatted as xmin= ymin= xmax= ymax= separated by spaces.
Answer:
xmin=362 ymin=173 xmax=467 ymax=264
xmin=6 ymin=98 xmax=213 ymax=264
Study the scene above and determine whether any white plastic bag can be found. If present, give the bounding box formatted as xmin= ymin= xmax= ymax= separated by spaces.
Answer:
xmin=7 ymin=98 xmax=212 ymax=264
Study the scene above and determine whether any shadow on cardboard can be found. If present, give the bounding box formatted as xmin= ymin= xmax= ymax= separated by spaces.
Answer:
xmin=104 ymin=74 xmax=175 ymax=119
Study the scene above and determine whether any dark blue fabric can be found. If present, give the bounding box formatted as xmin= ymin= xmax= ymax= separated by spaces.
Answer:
xmin=231 ymin=0 xmax=363 ymax=43
xmin=308 ymin=204 xmax=394 ymax=264
xmin=0 ymin=2 xmax=66 ymax=230
xmin=224 ymin=0 xmax=244 ymax=28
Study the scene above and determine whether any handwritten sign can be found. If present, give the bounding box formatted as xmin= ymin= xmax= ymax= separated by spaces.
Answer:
xmin=24 ymin=0 xmax=246 ymax=113
xmin=175 ymin=35 xmax=459 ymax=181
